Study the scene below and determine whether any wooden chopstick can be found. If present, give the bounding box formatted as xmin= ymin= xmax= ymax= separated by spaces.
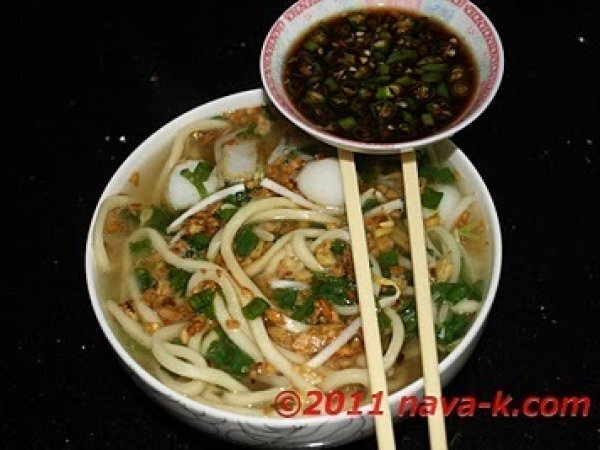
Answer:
xmin=400 ymin=150 xmax=448 ymax=450
xmin=337 ymin=148 xmax=396 ymax=450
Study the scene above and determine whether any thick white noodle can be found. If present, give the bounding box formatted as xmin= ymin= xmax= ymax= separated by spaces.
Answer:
xmin=451 ymin=299 xmax=481 ymax=314
xmin=269 ymin=279 xmax=310 ymax=290
xmin=221 ymin=387 xmax=284 ymax=407
xmin=187 ymin=269 xmax=251 ymax=337
xmin=152 ymin=119 xmax=229 ymax=204
xmin=382 ymin=307 xmax=405 ymax=370
xmin=155 ymin=366 xmax=206 ymax=396
xmin=363 ymin=198 xmax=404 ymax=219
xmin=244 ymin=232 xmax=294 ymax=277
xmin=360 ymin=187 xmax=375 ymax=204
xmin=263 ymin=249 xmax=287 ymax=276
xmin=93 ymin=195 xmax=141 ymax=272
xmin=309 ymin=229 xmax=351 ymax=252
xmin=275 ymin=345 xmax=309 ymax=364
xmin=443 ymin=194 xmax=476 ymax=230
xmin=167 ymin=183 xmax=245 ymax=233
xmin=220 ymin=197 xmax=316 ymax=393
xmin=212 ymin=294 xmax=264 ymax=362
xmin=292 ymin=232 xmax=324 ymax=272
xmin=306 ymin=317 xmax=362 ymax=369
xmin=253 ymin=226 xmax=275 ymax=242
xmin=260 ymin=177 xmax=345 ymax=216
xmin=247 ymin=209 xmax=340 ymax=225
xmin=267 ymin=137 xmax=289 ymax=164
xmin=152 ymin=323 xmax=248 ymax=392
xmin=206 ymin=228 xmax=223 ymax=262
xmin=106 ymin=301 xmax=152 ymax=348
xmin=427 ymin=226 xmax=462 ymax=282
xmin=320 ymin=368 xmax=369 ymax=392
xmin=200 ymin=330 xmax=219 ymax=356
xmin=254 ymin=374 xmax=291 ymax=388
xmin=244 ymin=228 xmax=323 ymax=277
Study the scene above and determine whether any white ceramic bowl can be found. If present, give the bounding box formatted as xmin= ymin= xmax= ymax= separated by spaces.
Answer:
xmin=260 ymin=0 xmax=504 ymax=154
xmin=85 ymin=88 xmax=501 ymax=448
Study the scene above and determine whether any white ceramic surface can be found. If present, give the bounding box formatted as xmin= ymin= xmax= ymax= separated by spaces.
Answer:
xmin=85 ymin=88 xmax=501 ymax=448
xmin=260 ymin=0 xmax=504 ymax=154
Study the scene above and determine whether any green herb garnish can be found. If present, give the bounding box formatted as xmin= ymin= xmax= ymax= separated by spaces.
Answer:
xmin=421 ymin=187 xmax=444 ymax=209
xmin=134 ymin=268 xmax=155 ymax=292
xmin=398 ymin=303 xmax=418 ymax=337
xmin=330 ymin=239 xmax=347 ymax=256
xmin=242 ymin=297 xmax=270 ymax=320
xmin=143 ymin=206 xmax=173 ymax=234
xmin=168 ymin=266 xmax=191 ymax=296
xmin=310 ymin=272 xmax=354 ymax=306
xmin=237 ymin=124 xmax=257 ymax=138
xmin=378 ymin=249 xmax=399 ymax=278
xmin=431 ymin=280 xmax=483 ymax=304
xmin=187 ymin=233 xmax=211 ymax=251
xmin=436 ymin=313 xmax=469 ymax=344
xmin=188 ymin=289 xmax=216 ymax=319
xmin=234 ymin=227 xmax=259 ymax=257
xmin=273 ymin=288 xmax=298 ymax=311
xmin=206 ymin=328 xmax=254 ymax=378
xmin=180 ymin=160 xmax=214 ymax=198
xmin=216 ymin=206 xmax=239 ymax=223
xmin=129 ymin=238 xmax=151 ymax=254
xmin=361 ymin=197 xmax=380 ymax=213
xmin=418 ymin=166 xmax=456 ymax=184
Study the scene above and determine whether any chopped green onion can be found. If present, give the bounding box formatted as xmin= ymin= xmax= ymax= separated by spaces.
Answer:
xmin=303 ymin=41 xmax=319 ymax=52
xmin=206 ymin=328 xmax=254 ymax=378
xmin=398 ymin=303 xmax=418 ymax=337
xmin=330 ymin=239 xmax=347 ymax=256
xmin=421 ymin=72 xmax=444 ymax=83
xmin=418 ymin=166 xmax=456 ymax=184
xmin=188 ymin=289 xmax=216 ymax=318
xmin=187 ymin=233 xmax=211 ymax=251
xmin=431 ymin=280 xmax=483 ymax=304
xmin=180 ymin=160 xmax=214 ymax=198
xmin=436 ymin=313 xmax=469 ymax=344
xmin=395 ymin=76 xmax=416 ymax=87
xmin=234 ymin=227 xmax=259 ymax=257
xmin=168 ymin=266 xmax=191 ymax=296
xmin=378 ymin=249 xmax=399 ymax=277
xmin=142 ymin=206 xmax=173 ymax=234
xmin=421 ymin=186 xmax=443 ymax=209
xmin=310 ymin=272 xmax=355 ymax=306
xmin=338 ymin=116 xmax=357 ymax=130
xmin=324 ymin=77 xmax=339 ymax=91
xmin=377 ymin=311 xmax=392 ymax=333
xmin=134 ymin=268 xmax=155 ymax=292
xmin=291 ymin=298 xmax=315 ymax=321
xmin=129 ymin=238 xmax=151 ymax=254
xmin=361 ymin=197 xmax=380 ymax=212
xmin=421 ymin=63 xmax=448 ymax=72
xmin=242 ymin=297 xmax=270 ymax=320
xmin=224 ymin=190 xmax=251 ymax=207
xmin=378 ymin=63 xmax=390 ymax=75
xmin=273 ymin=288 xmax=298 ymax=310
xmin=421 ymin=113 xmax=435 ymax=127
xmin=436 ymin=82 xmax=450 ymax=99
xmin=216 ymin=206 xmax=238 ymax=222
xmin=375 ymin=86 xmax=394 ymax=99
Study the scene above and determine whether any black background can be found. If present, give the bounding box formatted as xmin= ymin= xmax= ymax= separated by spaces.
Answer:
xmin=3 ymin=0 xmax=599 ymax=448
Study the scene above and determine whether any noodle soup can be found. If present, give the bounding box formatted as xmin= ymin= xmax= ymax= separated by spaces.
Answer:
xmin=93 ymin=105 xmax=490 ymax=416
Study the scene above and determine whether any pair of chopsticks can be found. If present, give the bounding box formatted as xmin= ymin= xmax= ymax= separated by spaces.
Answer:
xmin=338 ymin=148 xmax=447 ymax=450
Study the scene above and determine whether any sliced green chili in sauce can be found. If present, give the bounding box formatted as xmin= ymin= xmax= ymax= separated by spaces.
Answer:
xmin=284 ymin=9 xmax=477 ymax=143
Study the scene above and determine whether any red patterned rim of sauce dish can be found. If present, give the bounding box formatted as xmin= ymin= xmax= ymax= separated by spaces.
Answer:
xmin=260 ymin=0 xmax=504 ymax=150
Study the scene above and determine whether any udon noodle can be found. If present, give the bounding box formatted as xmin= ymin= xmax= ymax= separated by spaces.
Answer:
xmin=94 ymin=105 xmax=490 ymax=415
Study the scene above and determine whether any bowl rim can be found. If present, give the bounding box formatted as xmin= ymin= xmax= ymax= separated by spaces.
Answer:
xmin=85 ymin=88 xmax=502 ymax=427
xmin=259 ymin=0 xmax=505 ymax=153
